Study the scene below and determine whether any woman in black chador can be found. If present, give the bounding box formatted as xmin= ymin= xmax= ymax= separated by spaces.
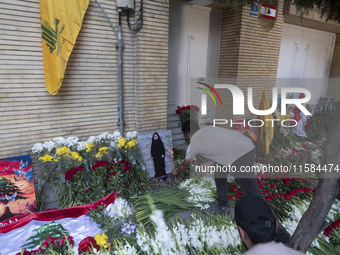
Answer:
xmin=151 ymin=132 xmax=166 ymax=178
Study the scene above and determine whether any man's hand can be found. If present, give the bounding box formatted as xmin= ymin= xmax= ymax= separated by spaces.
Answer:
xmin=172 ymin=158 xmax=190 ymax=176
xmin=172 ymin=168 xmax=180 ymax=176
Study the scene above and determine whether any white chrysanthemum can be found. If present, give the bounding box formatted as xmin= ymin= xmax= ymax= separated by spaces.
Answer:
xmin=105 ymin=198 xmax=133 ymax=220
xmin=126 ymin=131 xmax=137 ymax=140
xmin=87 ymin=136 xmax=96 ymax=143
xmin=110 ymin=141 xmax=117 ymax=148
xmin=32 ymin=143 xmax=44 ymax=154
xmin=98 ymin=132 xmax=110 ymax=142
xmin=43 ymin=140 xmax=56 ymax=152
xmin=65 ymin=136 xmax=79 ymax=147
xmin=113 ymin=131 xmax=122 ymax=141
xmin=52 ymin=137 xmax=66 ymax=147
xmin=76 ymin=141 xmax=86 ymax=151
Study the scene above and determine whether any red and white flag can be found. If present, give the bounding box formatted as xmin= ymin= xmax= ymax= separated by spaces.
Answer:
xmin=261 ymin=4 xmax=276 ymax=20
xmin=0 ymin=192 xmax=117 ymax=255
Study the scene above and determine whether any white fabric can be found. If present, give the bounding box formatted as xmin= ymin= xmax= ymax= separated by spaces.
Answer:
xmin=243 ymin=241 xmax=305 ymax=255
xmin=185 ymin=126 xmax=254 ymax=166
xmin=294 ymin=112 xmax=308 ymax=138
xmin=0 ymin=215 xmax=101 ymax=255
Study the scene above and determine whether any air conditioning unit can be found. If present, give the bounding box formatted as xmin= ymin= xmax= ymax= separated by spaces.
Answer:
xmin=116 ymin=0 xmax=135 ymax=10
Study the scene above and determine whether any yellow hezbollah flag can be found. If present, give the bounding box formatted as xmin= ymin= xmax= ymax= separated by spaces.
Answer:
xmin=39 ymin=0 xmax=90 ymax=95
xmin=260 ymin=90 xmax=274 ymax=154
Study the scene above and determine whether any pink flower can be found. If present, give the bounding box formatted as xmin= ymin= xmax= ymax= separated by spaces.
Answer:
xmin=59 ymin=238 xmax=65 ymax=245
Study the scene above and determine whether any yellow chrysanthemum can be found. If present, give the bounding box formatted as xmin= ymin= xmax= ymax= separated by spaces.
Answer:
xmin=85 ymin=142 xmax=94 ymax=152
xmin=98 ymin=147 xmax=109 ymax=154
xmin=94 ymin=233 xmax=108 ymax=248
xmin=117 ymin=137 xmax=127 ymax=149
xmin=71 ymin=151 xmax=82 ymax=161
xmin=56 ymin=147 xmax=70 ymax=156
xmin=127 ymin=140 xmax=138 ymax=148
xmin=38 ymin=154 xmax=55 ymax=162
xmin=96 ymin=152 xmax=102 ymax=160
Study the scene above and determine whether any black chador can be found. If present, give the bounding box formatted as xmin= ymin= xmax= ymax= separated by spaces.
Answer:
xmin=151 ymin=132 xmax=166 ymax=178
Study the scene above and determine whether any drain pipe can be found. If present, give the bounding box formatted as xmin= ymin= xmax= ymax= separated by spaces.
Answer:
xmin=118 ymin=10 xmax=124 ymax=135
xmin=95 ymin=0 xmax=124 ymax=135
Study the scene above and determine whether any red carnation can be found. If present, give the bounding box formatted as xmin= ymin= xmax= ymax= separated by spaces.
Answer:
xmin=92 ymin=160 xmax=109 ymax=170
xmin=65 ymin=166 xmax=83 ymax=181
xmin=67 ymin=236 xmax=75 ymax=246
xmin=78 ymin=236 xmax=100 ymax=253
xmin=125 ymin=184 xmax=130 ymax=188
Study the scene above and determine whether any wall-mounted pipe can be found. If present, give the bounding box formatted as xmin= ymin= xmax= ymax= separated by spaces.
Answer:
xmin=95 ymin=0 xmax=124 ymax=135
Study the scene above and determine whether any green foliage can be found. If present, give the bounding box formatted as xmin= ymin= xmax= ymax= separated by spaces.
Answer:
xmin=307 ymin=97 xmax=337 ymax=140
xmin=308 ymin=235 xmax=340 ymax=255
xmin=51 ymin=180 xmax=82 ymax=209
xmin=133 ymin=187 xmax=195 ymax=225
xmin=87 ymin=204 xmax=123 ymax=243
xmin=293 ymin=0 xmax=340 ymax=22
xmin=54 ymin=160 xmax=152 ymax=208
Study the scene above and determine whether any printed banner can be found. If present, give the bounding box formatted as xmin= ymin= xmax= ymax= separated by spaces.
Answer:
xmin=0 ymin=155 xmax=37 ymax=223
xmin=0 ymin=192 xmax=117 ymax=255
xmin=39 ymin=0 xmax=90 ymax=95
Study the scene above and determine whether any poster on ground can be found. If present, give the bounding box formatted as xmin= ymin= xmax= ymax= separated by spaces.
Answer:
xmin=0 ymin=155 xmax=37 ymax=222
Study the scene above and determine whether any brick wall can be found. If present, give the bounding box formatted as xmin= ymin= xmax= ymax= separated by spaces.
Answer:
xmin=216 ymin=0 xmax=284 ymax=120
